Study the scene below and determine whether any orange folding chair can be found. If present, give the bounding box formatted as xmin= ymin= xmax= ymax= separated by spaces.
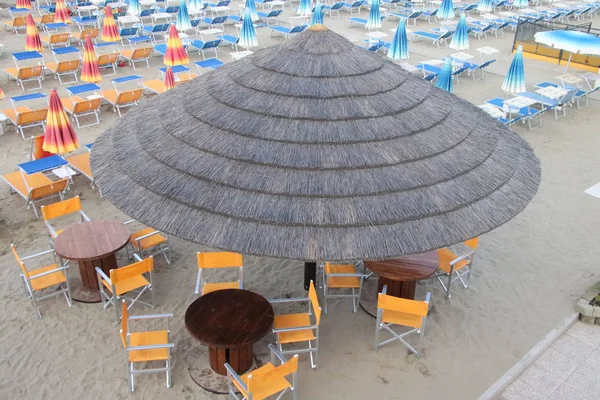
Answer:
xmin=41 ymin=196 xmax=91 ymax=240
xmin=195 ymin=251 xmax=243 ymax=295
xmin=433 ymin=237 xmax=479 ymax=299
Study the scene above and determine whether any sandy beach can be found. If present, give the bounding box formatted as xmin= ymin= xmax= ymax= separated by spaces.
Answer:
xmin=0 ymin=2 xmax=599 ymax=399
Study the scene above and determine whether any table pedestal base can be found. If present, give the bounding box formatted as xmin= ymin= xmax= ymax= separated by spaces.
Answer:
xmin=378 ymin=276 xmax=417 ymax=299
xmin=69 ymin=277 xmax=102 ymax=303
xmin=209 ymin=345 xmax=253 ymax=376
xmin=70 ymin=255 xmax=118 ymax=303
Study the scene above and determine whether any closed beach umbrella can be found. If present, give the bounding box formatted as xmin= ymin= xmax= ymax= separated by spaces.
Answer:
xmin=81 ymin=35 xmax=101 ymax=83
xmin=102 ymin=6 xmax=121 ymax=42
xmin=502 ymin=45 xmax=526 ymax=94
xmin=128 ymin=0 xmax=141 ymax=16
xmin=164 ymin=24 xmax=190 ymax=66
xmin=513 ymin=0 xmax=528 ymax=7
xmin=449 ymin=13 xmax=469 ymax=50
xmin=297 ymin=0 xmax=312 ymax=16
xmin=239 ymin=8 xmax=258 ymax=49
xmin=55 ymin=0 xmax=71 ymax=23
xmin=189 ymin=0 xmax=204 ymax=14
xmin=25 ymin=13 xmax=42 ymax=52
xmin=311 ymin=3 xmax=324 ymax=25
xmin=245 ymin=0 xmax=259 ymax=21
xmin=164 ymin=67 xmax=176 ymax=91
xmin=534 ymin=30 xmax=600 ymax=72
xmin=43 ymin=89 xmax=79 ymax=155
xmin=0 ymin=87 xmax=4 ymax=100
xmin=435 ymin=58 xmax=453 ymax=92
xmin=366 ymin=0 xmax=382 ymax=29
xmin=477 ymin=0 xmax=492 ymax=13
xmin=387 ymin=19 xmax=408 ymax=60
xmin=16 ymin=0 xmax=32 ymax=9
xmin=438 ymin=0 xmax=454 ymax=19
xmin=176 ymin=0 xmax=192 ymax=31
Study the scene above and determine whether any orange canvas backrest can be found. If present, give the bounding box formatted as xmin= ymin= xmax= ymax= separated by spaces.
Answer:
xmin=81 ymin=28 xmax=98 ymax=39
xmin=197 ymin=251 xmax=243 ymax=269
xmin=308 ymin=281 xmax=321 ymax=325
xmin=14 ymin=16 xmax=27 ymax=26
xmin=41 ymin=196 xmax=82 ymax=221
xmin=120 ymin=301 xmax=128 ymax=348
xmin=464 ymin=237 xmax=479 ymax=250
xmin=133 ymin=47 xmax=153 ymax=59
xmin=18 ymin=66 xmax=44 ymax=79
xmin=29 ymin=179 xmax=68 ymax=200
xmin=51 ymin=33 xmax=70 ymax=44
xmin=378 ymin=293 xmax=429 ymax=317
xmin=110 ymin=256 xmax=153 ymax=284
xmin=247 ymin=354 xmax=298 ymax=394
xmin=10 ymin=244 xmax=30 ymax=278
xmin=40 ymin=14 xmax=54 ymax=24
xmin=117 ymin=89 xmax=143 ymax=103
xmin=30 ymin=135 xmax=52 ymax=160
xmin=98 ymin=53 xmax=119 ymax=66
xmin=73 ymin=98 xmax=102 ymax=113
xmin=58 ymin=60 xmax=81 ymax=72
xmin=18 ymin=108 xmax=48 ymax=125
xmin=436 ymin=248 xmax=456 ymax=270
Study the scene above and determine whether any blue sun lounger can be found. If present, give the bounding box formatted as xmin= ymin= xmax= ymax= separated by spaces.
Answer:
xmin=411 ymin=30 xmax=453 ymax=47
xmin=348 ymin=16 xmax=386 ymax=28
xmin=141 ymin=24 xmax=170 ymax=42
xmin=342 ymin=1 xmax=365 ymax=15
xmin=195 ymin=59 xmax=224 ymax=73
xmin=387 ymin=10 xmax=422 ymax=24
xmin=217 ymin=34 xmax=239 ymax=49
xmin=190 ymin=39 xmax=222 ymax=59
xmin=535 ymin=81 xmax=590 ymax=109
xmin=201 ymin=16 xmax=229 ymax=30
xmin=459 ymin=59 xmax=496 ymax=80
xmin=518 ymin=90 xmax=579 ymax=120
xmin=419 ymin=8 xmax=438 ymax=23
xmin=257 ymin=10 xmax=283 ymax=25
xmin=485 ymin=97 xmax=541 ymax=129
xmin=270 ymin=25 xmax=308 ymax=38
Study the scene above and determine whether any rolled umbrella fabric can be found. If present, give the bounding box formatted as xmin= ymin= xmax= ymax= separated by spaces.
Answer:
xmin=297 ymin=0 xmax=312 ymax=16
xmin=477 ymin=0 xmax=492 ymax=13
xmin=55 ymin=0 xmax=71 ymax=24
xmin=164 ymin=23 xmax=190 ymax=66
xmin=244 ymin=0 xmax=259 ymax=21
xmin=311 ymin=3 xmax=324 ymax=25
xmin=81 ymin=35 xmax=101 ymax=83
xmin=502 ymin=45 xmax=526 ymax=94
xmin=164 ymin=67 xmax=176 ymax=91
xmin=128 ymin=0 xmax=141 ymax=15
xmin=188 ymin=0 xmax=204 ymax=14
xmin=25 ymin=13 xmax=43 ymax=52
xmin=435 ymin=57 xmax=453 ymax=93
xmin=102 ymin=6 xmax=121 ymax=42
xmin=0 ymin=87 xmax=4 ymax=100
xmin=239 ymin=7 xmax=258 ymax=49
xmin=366 ymin=0 xmax=381 ymax=30
xmin=16 ymin=0 xmax=32 ymax=9
xmin=387 ymin=19 xmax=409 ymax=60
xmin=176 ymin=0 xmax=192 ymax=31
xmin=534 ymin=29 xmax=600 ymax=56
xmin=438 ymin=0 xmax=454 ymax=19
xmin=43 ymin=89 xmax=79 ymax=155
xmin=449 ymin=13 xmax=469 ymax=50
xmin=513 ymin=0 xmax=529 ymax=7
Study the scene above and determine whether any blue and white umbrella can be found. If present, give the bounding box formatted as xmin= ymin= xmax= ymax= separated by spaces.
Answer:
xmin=127 ymin=0 xmax=140 ymax=16
xmin=176 ymin=0 xmax=192 ymax=31
xmin=512 ymin=0 xmax=529 ymax=8
xmin=388 ymin=19 xmax=408 ymax=60
xmin=535 ymin=30 xmax=600 ymax=71
xmin=188 ymin=0 xmax=204 ymax=14
xmin=438 ymin=0 xmax=454 ymax=20
xmin=449 ymin=13 xmax=469 ymax=50
xmin=502 ymin=45 xmax=526 ymax=94
xmin=312 ymin=3 xmax=324 ymax=25
xmin=477 ymin=0 xmax=492 ymax=13
xmin=435 ymin=57 xmax=453 ymax=92
xmin=244 ymin=0 xmax=259 ymax=21
xmin=297 ymin=0 xmax=312 ymax=16
xmin=239 ymin=7 xmax=258 ymax=48
xmin=366 ymin=0 xmax=382 ymax=30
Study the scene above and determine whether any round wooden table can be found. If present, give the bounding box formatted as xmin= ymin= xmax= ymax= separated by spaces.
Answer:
xmin=53 ymin=220 xmax=130 ymax=303
xmin=185 ymin=289 xmax=274 ymax=376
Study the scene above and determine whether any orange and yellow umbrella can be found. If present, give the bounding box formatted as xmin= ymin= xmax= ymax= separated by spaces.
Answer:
xmin=102 ymin=6 xmax=121 ymax=43
xmin=81 ymin=35 xmax=101 ymax=83
xmin=164 ymin=67 xmax=176 ymax=91
xmin=43 ymin=89 xmax=79 ymax=155
xmin=25 ymin=13 xmax=43 ymax=52
xmin=0 ymin=87 xmax=4 ymax=100
xmin=55 ymin=0 xmax=71 ymax=24
xmin=164 ymin=24 xmax=189 ymax=66
xmin=16 ymin=0 xmax=32 ymax=10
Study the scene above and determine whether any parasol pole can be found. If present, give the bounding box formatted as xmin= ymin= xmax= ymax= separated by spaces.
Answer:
xmin=304 ymin=262 xmax=317 ymax=290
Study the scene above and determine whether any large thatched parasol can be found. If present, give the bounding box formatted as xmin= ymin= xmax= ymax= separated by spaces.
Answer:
xmin=92 ymin=25 xmax=540 ymax=281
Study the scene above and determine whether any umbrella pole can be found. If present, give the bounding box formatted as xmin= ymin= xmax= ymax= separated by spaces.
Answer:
xmin=304 ymin=261 xmax=316 ymax=290
xmin=564 ymin=53 xmax=572 ymax=73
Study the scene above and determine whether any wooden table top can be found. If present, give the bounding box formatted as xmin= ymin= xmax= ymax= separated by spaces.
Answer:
xmin=185 ymin=289 xmax=274 ymax=348
xmin=364 ymin=251 xmax=439 ymax=282
xmin=53 ymin=220 xmax=130 ymax=261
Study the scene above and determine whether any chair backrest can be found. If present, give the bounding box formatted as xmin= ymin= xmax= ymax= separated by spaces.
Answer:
xmin=98 ymin=52 xmax=119 ymax=65
xmin=132 ymin=47 xmax=153 ymax=59
xmin=212 ymin=16 xmax=228 ymax=24
xmin=120 ymin=300 xmax=129 ymax=347
xmin=204 ymin=39 xmax=221 ymax=49
xmin=377 ymin=293 xmax=428 ymax=328
xmin=56 ymin=60 xmax=81 ymax=72
xmin=80 ymin=27 xmax=99 ymax=38
xmin=308 ymin=281 xmax=321 ymax=325
xmin=41 ymin=196 xmax=83 ymax=221
xmin=247 ymin=355 xmax=298 ymax=395
xmin=49 ymin=33 xmax=70 ymax=44
xmin=10 ymin=244 xmax=30 ymax=279
xmin=120 ymin=27 xmax=137 ymax=36
xmin=140 ymin=9 xmax=155 ymax=17
xmin=291 ymin=25 xmax=306 ymax=34
xmin=197 ymin=251 xmax=242 ymax=269
xmin=116 ymin=88 xmax=143 ymax=104
xmin=73 ymin=97 xmax=102 ymax=113
xmin=29 ymin=178 xmax=69 ymax=200
xmin=40 ymin=14 xmax=55 ymax=24
xmin=559 ymin=88 xmax=578 ymax=105
xmin=110 ymin=256 xmax=154 ymax=284
xmin=17 ymin=66 xmax=44 ymax=79
xmin=30 ymin=135 xmax=52 ymax=160
xmin=464 ymin=237 xmax=479 ymax=250
xmin=12 ymin=16 xmax=28 ymax=26
xmin=17 ymin=109 xmax=48 ymax=125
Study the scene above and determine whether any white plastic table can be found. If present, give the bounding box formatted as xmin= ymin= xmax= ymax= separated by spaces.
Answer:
xmin=117 ymin=15 xmax=140 ymax=25
xmin=556 ymin=74 xmax=582 ymax=86
xmin=210 ymin=6 xmax=231 ymax=16
xmin=478 ymin=103 xmax=504 ymax=118
xmin=451 ymin=51 xmax=474 ymax=60
xmin=152 ymin=12 xmax=172 ymax=22
xmin=536 ymin=86 xmax=567 ymax=99
xmin=366 ymin=31 xmax=388 ymax=39
xmin=231 ymin=50 xmax=253 ymax=60
xmin=505 ymin=96 xmax=539 ymax=108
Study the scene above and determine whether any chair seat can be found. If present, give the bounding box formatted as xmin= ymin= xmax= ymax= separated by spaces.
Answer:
xmin=29 ymin=264 xmax=67 ymax=291
xmin=325 ymin=263 xmax=360 ymax=288
xmin=274 ymin=313 xmax=315 ymax=344
xmin=437 ymin=248 xmax=469 ymax=274
xmin=202 ymin=281 xmax=239 ymax=295
xmin=103 ymin=275 xmax=150 ymax=296
xmin=128 ymin=330 xmax=170 ymax=362
xmin=130 ymin=227 xmax=167 ymax=250
xmin=233 ymin=362 xmax=292 ymax=400
xmin=381 ymin=309 xmax=423 ymax=329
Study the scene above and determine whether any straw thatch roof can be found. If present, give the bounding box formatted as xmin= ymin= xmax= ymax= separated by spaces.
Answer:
xmin=92 ymin=25 xmax=541 ymax=262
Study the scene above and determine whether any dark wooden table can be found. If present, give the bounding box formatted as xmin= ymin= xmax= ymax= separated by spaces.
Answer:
xmin=185 ymin=289 xmax=274 ymax=376
xmin=53 ymin=220 xmax=130 ymax=303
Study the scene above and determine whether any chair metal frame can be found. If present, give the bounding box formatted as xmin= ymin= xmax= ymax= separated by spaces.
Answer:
xmin=432 ymin=248 xmax=475 ymax=299
xmin=225 ymin=344 xmax=299 ymax=400
xmin=194 ymin=251 xmax=243 ymax=295
xmin=321 ymin=261 xmax=366 ymax=313
xmin=124 ymin=219 xmax=171 ymax=265
xmin=374 ymin=286 xmax=430 ymax=357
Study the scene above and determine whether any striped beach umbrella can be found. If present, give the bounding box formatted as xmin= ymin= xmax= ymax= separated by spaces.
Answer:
xmin=81 ymin=36 xmax=101 ymax=83
xmin=188 ymin=0 xmax=204 ymax=14
xmin=297 ymin=0 xmax=312 ymax=16
xmin=311 ymin=3 xmax=324 ymax=25
xmin=128 ymin=0 xmax=141 ymax=16
xmin=164 ymin=24 xmax=190 ymax=66
xmin=43 ymin=89 xmax=79 ymax=155
xmin=164 ymin=67 xmax=176 ymax=91
xmin=438 ymin=0 xmax=454 ymax=19
xmin=435 ymin=58 xmax=453 ymax=93
xmin=502 ymin=45 xmax=526 ymax=94
xmin=388 ymin=19 xmax=408 ymax=60
xmin=0 ymin=87 xmax=4 ymax=100
xmin=16 ymin=0 xmax=32 ymax=10
xmin=366 ymin=0 xmax=382 ymax=30
xmin=239 ymin=7 xmax=258 ymax=49
xmin=245 ymin=0 xmax=259 ymax=21
xmin=25 ymin=13 xmax=43 ymax=52
xmin=55 ymin=0 xmax=71 ymax=24
xmin=102 ymin=6 xmax=121 ymax=42
xmin=449 ymin=13 xmax=469 ymax=50
xmin=477 ymin=0 xmax=492 ymax=13
xmin=176 ymin=0 xmax=192 ymax=31
xmin=513 ymin=0 xmax=529 ymax=7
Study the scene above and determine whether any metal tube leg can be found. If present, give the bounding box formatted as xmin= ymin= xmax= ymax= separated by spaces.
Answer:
xmin=166 ymin=358 xmax=171 ymax=388
xmin=129 ymin=362 xmax=135 ymax=392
